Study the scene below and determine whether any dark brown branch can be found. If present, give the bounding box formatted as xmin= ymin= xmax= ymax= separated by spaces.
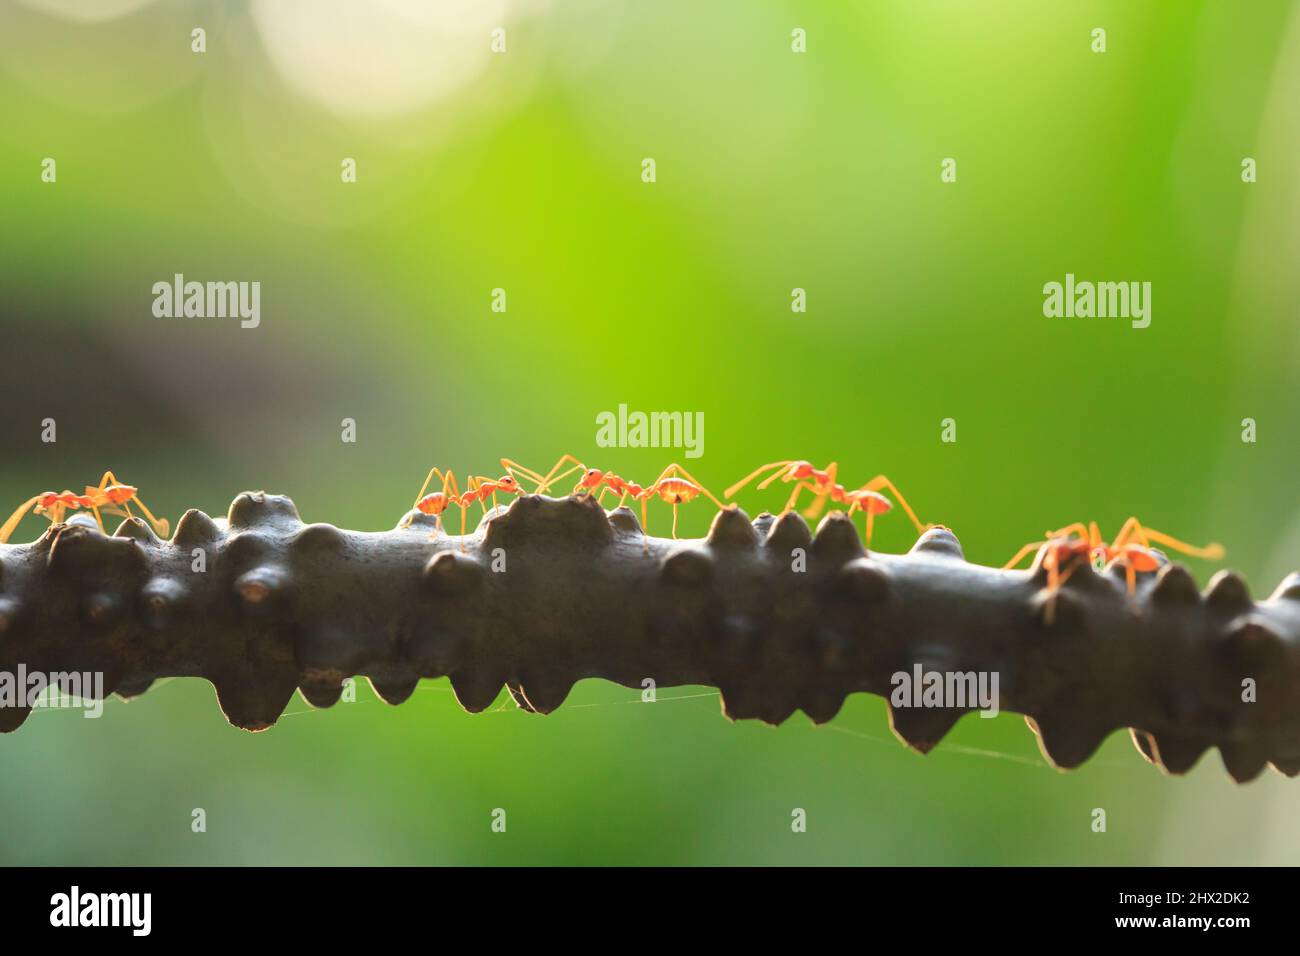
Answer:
xmin=0 ymin=492 xmax=1296 ymax=782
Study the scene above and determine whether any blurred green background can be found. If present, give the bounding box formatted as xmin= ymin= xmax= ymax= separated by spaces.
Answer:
xmin=1 ymin=0 xmax=1298 ymax=864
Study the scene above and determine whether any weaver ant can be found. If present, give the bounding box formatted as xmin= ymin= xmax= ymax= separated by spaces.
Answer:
xmin=0 ymin=471 xmax=168 ymax=544
xmin=526 ymin=456 xmax=727 ymax=538
xmin=1 ymin=490 xmax=91 ymax=543
xmin=634 ymin=463 xmax=727 ymax=538
xmin=1004 ymin=518 xmax=1225 ymax=599
xmin=497 ymin=459 xmax=556 ymax=495
xmin=524 ymin=455 xmax=639 ymax=504
xmin=403 ymin=466 xmax=460 ymax=535
xmin=405 ymin=465 xmax=533 ymax=550
xmin=469 ymin=471 xmax=529 ymax=513
xmin=724 ymin=460 xmax=930 ymax=547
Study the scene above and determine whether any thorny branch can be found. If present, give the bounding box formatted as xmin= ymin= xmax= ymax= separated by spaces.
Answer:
xmin=0 ymin=492 xmax=1296 ymax=782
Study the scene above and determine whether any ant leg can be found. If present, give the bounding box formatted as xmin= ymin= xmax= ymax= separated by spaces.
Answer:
xmin=1045 ymin=558 xmax=1063 ymax=626
xmin=0 ymin=495 xmax=42 ymax=544
xmin=784 ymin=480 xmax=823 ymax=515
xmin=847 ymin=502 xmax=877 ymax=549
xmin=1002 ymin=539 xmax=1050 ymax=570
xmin=536 ymin=455 xmax=586 ymax=494
xmin=800 ymin=462 xmax=839 ymax=520
xmin=558 ymin=468 xmax=596 ymax=495
xmin=1088 ymin=521 xmax=1103 ymax=551
xmin=725 ymin=461 xmax=793 ymax=499
xmin=1045 ymin=552 xmax=1085 ymax=625
xmin=1045 ymin=522 xmax=1094 ymax=562
xmin=672 ymin=503 xmax=679 ymax=539
xmin=129 ymin=495 xmax=169 ymax=538
xmin=412 ymin=467 xmax=439 ymax=509
xmin=756 ymin=465 xmax=799 ymax=492
xmin=1046 ymin=522 xmax=1091 ymax=542
xmin=50 ymin=501 xmax=73 ymax=527
xmin=1109 ymin=517 xmax=1146 ymax=550
xmin=518 ymin=461 xmax=583 ymax=495
xmin=1112 ymin=516 xmax=1224 ymax=560
xmin=858 ymin=475 xmax=927 ymax=534
xmin=1139 ymin=525 xmax=1225 ymax=561
xmin=783 ymin=480 xmax=806 ymax=513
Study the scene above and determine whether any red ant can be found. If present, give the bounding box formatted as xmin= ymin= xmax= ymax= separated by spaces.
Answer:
xmin=1 ymin=471 xmax=168 ymax=543
xmin=1010 ymin=534 xmax=1096 ymax=625
xmin=525 ymin=455 xmax=635 ymax=504
xmin=82 ymin=471 xmax=169 ymax=538
xmin=527 ymin=456 xmax=726 ymax=538
xmin=1005 ymin=518 xmax=1225 ymax=618
xmin=725 ymin=460 xmax=929 ymax=548
xmin=628 ymin=463 xmax=726 ymax=538
xmin=404 ymin=466 xmax=532 ymax=550
xmin=1 ymin=490 xmax=92 ymax=543
xmin=468 ymin=471 xmax=528 ymax=513
xmin=403 ymin=466 xmax=459 ymax=536
xmin=497 ymin=459 xmax=556 ymax=495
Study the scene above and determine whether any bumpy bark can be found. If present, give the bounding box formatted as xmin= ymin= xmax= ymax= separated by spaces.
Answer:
xmin=0 ymin=492 xmax=1296 ymax=782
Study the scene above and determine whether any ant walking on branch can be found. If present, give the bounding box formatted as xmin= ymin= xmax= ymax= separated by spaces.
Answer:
xmin=1004 ymin=518 xmax=1225 ymax=621
xmin=0 ymin=471 xmax=168 ymax=544
xmin=725 ymin=460 xmax=932 ymax=548
xmin=525 ymin=455 xmax=727 ymax=538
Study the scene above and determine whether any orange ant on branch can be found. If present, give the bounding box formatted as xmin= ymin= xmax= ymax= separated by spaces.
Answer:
xmin=636 ymin=463 xmax=728 ymax=538
xmin=1004 ymin=518 xmax=1225 ymax=617
xmin=404 ymin=465 xmax=535 ymax=550
xmin=403 ymin=466 xmax=460 ymax=536
xmin=0 ymin=471 xmax=168 ymax=544
xmin=724 ymin=460 xmax=931 ymax=548
xmin=527 ymin=455 xmax=727 ymax=538
xmin=82 ymin=471 xmax=170 ymax=538
xmin=0 ymin=491 xmax=92 ymax=543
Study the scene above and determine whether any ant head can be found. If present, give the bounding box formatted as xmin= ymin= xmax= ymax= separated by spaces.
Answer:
xmin=579 ymin=468 xmax=604 ymax=488
xmin=789 ymin=461 xmax=815 ymax=479
xmin=36 ymin=492 xmax=60 ymax=508
xmin=497 ymin=475 xmax=521 ymax=494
